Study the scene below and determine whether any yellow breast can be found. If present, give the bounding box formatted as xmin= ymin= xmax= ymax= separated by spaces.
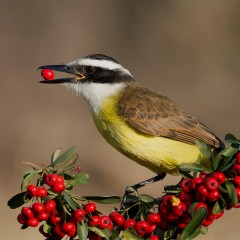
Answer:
xmin=92 ymin=93 xmax=203 ymax=175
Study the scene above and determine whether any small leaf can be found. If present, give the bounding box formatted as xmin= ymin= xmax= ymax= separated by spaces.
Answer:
xmin=89 ymin=226 xmax=112 ymax=239
xmin=180 ymin=207 xmax=208 ymax=240
xmin=8 ymin=192 xmax=29 ymax=209
xmin=51 ymin=146 xmax=76 ymax=167
xmin=83 ymin=195 xmax=121 ymax=204
xmin=51 ymin=148 xmax=62 ymax=165
xmin=43 ymin=222 xmax=51 ymax=234
xmin=122 ymin=229 xmax=144 ymax=240
xmin=212 ymin=200 xmax=226 ymax=215
xmin=195 ymin=140 xmax=212 ymax=161
xmin=179 ymin=163 xmax=205 ymax=172
xmin=225 ymin=180 xmax=238 ymax=205
xmin=66 ymin=172 xmax=89 ymax=187
xmin=56 ymin=153 xmax=78 ymax=169
xmin=200 ymin=226 xmax=208 ymax=235
xmin=21 ymin=170 xmax=39 ymax=192
xmin=63 ymin=191 xmax=78 ymax=210
xmin=77 ymin=222 xmax=88 ymax=240
xmin=139 ymin=194 xmax=155 ymax=203
xmin=179 ymin=169 xmax=194 ymax=179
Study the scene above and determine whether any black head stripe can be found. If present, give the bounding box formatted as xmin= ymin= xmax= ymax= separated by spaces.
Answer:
xmin=84 ymin=54 xmax=119 ymax=64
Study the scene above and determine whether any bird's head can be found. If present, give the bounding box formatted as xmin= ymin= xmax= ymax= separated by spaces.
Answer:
xmin=39 ymin=54 xmax=134 ymax=113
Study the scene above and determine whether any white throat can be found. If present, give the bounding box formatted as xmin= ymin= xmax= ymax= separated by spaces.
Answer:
xmin=65 ymin=82 xmax=126 ymax=114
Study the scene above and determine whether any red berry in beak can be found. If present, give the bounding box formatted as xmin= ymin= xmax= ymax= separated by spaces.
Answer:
xmin=41 ymin=69 xmax=54 ymax=80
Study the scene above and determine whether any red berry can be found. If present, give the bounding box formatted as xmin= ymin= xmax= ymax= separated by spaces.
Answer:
xmin=72 ymin=209 xmax=86 ymax=223
xmin=199 ymin=172 xmax=208 ymax=179
xmin=212 ymin=172 xmax=226 ymax=185
xmin=45 ymin=173 xmax=58 ymax=187
xmin=17 ymin=213 xmax=27 ymax=224
xmin=41 ymin=69 xmax=54 ymax=81
xmin=178 ymin=192 xmax=192 ymax=205
xmin=32 ymin=202 xmax=45 ymax=214
xmin=134 ymin=221 xmax=150 ymax=237
xmin=208 ymin=189 xmax=221 ymax=201
xmin=88 ymin=215 xmax=100 ymax=227
xmin=21 ymin=207 xmax=34 ymax=219
xmin=235 ymin=188 xmax=240 ymax=200
xmin=45 ymin=200 xmax=57 ymax=213
xmin=202 ymin=218 xmax=213 ymax=227
xmin=53 ymin=225 xmax=66 ymax=238
xmin=215 ymin=211 xmax=224 ymax=219
xmin=232 ymin=163 xmax=240 ymax=174
xmin=121 ymin=219 xmax=136 ymax=230
xmin=206 ymin=208 xmax=216 ymax=221
xmin=148 ymin=224 xmax=156 ymax=234
xmin=196 ymin=192 xmax=207 ymax=202
xmin=56 ymin=175 xmax=65 ymax=184
xmin=37 ymin=212 xmax=50 ymax=221
xmin=50 ymin=215 xmax=62 ymax=225
xmin=180 ymin=178 xmax=192 ymax=192
xmin=108 ymin=221 xmax=114 ymax=230
xmin=181 ymin=212 xmax=191 ymax=223
xmin=110 ymin=212 xmax=124 ymax=227
xmin=236 ymin=152 xmax=240 ymax=163
xmin=149 ymin=235 xmax=159 ymax=240
xmin=52 ymin=183 xmax=65 ymax=193
xmin=68 ymin=229 xmax=77 ymax=237
xmin=178 ymin=222 xmax=187 ymax=228
xmin=99 ymin=216 xmax=111 ymax=229
xmin=27 ymin=184 xmax=38 ymax=197
xmin=172 ymin=202 xmax=187 ymax=217
xmin=191 ymin=177 xmax=203 ymax=190
xmin=61 ymin=222 xmax=76 ymax=233
xmin=36 ymin=187 xmax=48 ymax=197
xmin=162 ymin=195 xmax=174 ymax=208
xmin=166 ymin=213 xmax=179 ymax=222
xmin=27 ymin=218 xmax=39 ymax=227
xmin=84 ymin=202 xmax=97 ymax=213
xmin=147 ymin=213 xmax=161 ymax=224
xmin=194 ymin=202 xmax=207 ymax=212
xmin=205 ymin=178 xmax=219 ymax=191
xmin=197 ymin=185 xmax=209 ymax=197
xmin=233 ymin=176 xmax=240 ymax=187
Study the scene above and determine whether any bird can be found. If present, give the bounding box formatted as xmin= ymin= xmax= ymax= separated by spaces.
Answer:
xmin=39 ymin=54 xmax=224 ymax=178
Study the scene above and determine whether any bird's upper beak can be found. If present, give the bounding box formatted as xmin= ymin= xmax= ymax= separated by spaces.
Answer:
xmin=38 ymin=64 xmax=85 ymax=84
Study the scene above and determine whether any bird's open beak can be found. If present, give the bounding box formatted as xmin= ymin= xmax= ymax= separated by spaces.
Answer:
xmin=38 ymin=64 xmax=85 ymax=84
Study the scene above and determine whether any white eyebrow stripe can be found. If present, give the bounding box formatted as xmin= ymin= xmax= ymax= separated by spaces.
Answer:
xmin=68 ymin=58 xmax=133 ymax=77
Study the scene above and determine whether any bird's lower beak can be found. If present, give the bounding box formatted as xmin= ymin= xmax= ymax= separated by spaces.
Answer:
xmin=38 ymin=64 xmax=84 ymax=84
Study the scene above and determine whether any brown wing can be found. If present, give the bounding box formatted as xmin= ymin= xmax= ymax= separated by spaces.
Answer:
xmin=118 ymin=85 xmax=223 ymax=148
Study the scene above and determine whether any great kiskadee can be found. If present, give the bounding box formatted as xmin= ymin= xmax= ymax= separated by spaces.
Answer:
xmin=39 ymin=54 xmax=224 ymax=176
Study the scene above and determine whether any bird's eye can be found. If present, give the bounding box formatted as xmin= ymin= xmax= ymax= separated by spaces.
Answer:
xmin=85 ymin=66 xmax=95 ymax=74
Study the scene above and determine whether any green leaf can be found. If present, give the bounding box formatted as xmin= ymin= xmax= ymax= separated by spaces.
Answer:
xmin=51 ymin=148 xmax=62 ymax=165
xmin=21 ymin=170 xmax=39 ymax=192
xmin=122 ymin=229 xmax=144 ymax=240
xmin=63 ymin=191 xmax=78 ymax=210
xmin=7 ymin=192 xmax=29 ymax=209
xmin=179 ymin=169 xmax=194 ymax=179
xmin=179 ymin=163 xmax=205 ymax=172
xmin=200 ymin=226 xmax=208 ymax=235
xmin=66 ymin=172 xmax=89 ymax=187
xmin=83 ymin=195 xmax=121 ymax=204
xmin=56 ymin=153 xmax=78 ymax=170
xmin=43 ymin=222 xmax=51 ymax=234
xmin=212 ymin=199 xmax=226 ymax=215
xmin=89 ymin=226 xmax=112 ymax=239
xmin=51 ymin=146 xmax=76 ymax=167
xmin=180 ymin=207 xmax=208 ymax=240
xmin=225 ymin=180 xmax=238 ymax=205
xmin=77 ymin=222 xmax=88 ymax=240
xmin=196 ymin=140 xmax=212 ymax=161
xmin=138 ymin=194 xmax=155 ymax=203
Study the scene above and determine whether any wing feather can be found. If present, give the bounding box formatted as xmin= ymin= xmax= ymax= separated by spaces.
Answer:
xmin=118 ymin=85 xmax=224 ymax=148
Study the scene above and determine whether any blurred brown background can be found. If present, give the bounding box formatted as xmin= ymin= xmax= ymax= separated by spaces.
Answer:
xmin=1 ymin=1 xmax=240 ymax=239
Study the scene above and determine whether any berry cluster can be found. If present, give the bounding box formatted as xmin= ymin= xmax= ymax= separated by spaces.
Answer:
xmin=8 ymin=138 xmax=240 ymax=240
